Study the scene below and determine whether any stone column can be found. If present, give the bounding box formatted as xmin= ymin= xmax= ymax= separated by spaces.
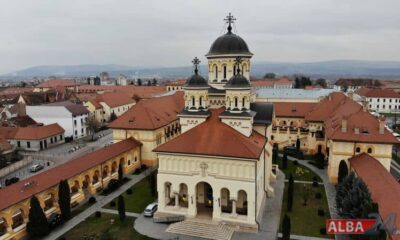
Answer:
xmin=174 ymin=193 xmax=179 ymax=207
xmin=212 ymin=189 xmax=221 ymax=220
xmin=231 ymin=200 xmax=237 ymax=216
xmin=188 ymin=187 xmax=197 ymax=217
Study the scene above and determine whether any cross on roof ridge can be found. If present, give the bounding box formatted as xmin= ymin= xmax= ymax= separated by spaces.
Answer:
xmin=224 ymin=12 xmax=236 ymax=33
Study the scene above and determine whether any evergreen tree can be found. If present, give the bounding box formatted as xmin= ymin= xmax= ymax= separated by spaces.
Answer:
xmin=137 ymin=78 xmax=142 ymax=86
xmin=272 ymin=143 xmax=278 ymax=165
xmin=338 ymin=160 xmax=348 ymax=184
xmin=282 ymin=152 xmax=288 ymax=170
xmin=316 ymin=152 xmax=325 ymax=169
xmin=336 ymin=173 xmax=373 ymax=219
xmin=118 ymin=163 xmax=124 ymax=182
xmin=58 ymin=180 xmax=71 ymax=220
xmin=147 ymin=172 xmax=157 ymax=197
xmin=110 ymin=112 xmax=117 ymax=121
xmin=26 ymin=195 xmax=49 ymax=238
xmin=282 ymin=214 xmax=291 ymax=240
xmin=118 ymin=195 xmax=126 ymax=221
xmin=287 ymin=174 xmax=294 ymax=212
xmin=295 ymin=138 xmax=300 ymax=153
xmin=152 ymin=78 xmax=157 ymax=86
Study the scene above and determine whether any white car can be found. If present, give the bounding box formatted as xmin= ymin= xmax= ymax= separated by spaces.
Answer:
xmin=143 ymin=203 xmax=158 ymax=217
xmin=30 ymin=164 xmax=44 ymax=172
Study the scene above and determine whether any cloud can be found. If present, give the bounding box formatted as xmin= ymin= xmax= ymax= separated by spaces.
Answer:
xmin=0 ymin=0 xmax=399 ymax=74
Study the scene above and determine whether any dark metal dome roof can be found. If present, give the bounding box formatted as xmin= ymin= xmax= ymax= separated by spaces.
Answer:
xmin=225 ymin=71 xmax=251 ymax=88
xmin=185 ymin=72 xmax=208 ymax=88
xmin=207 ymin=32 xmax=252 ymax=56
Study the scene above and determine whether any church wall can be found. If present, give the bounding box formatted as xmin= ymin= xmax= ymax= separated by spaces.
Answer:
xmin=221 ymin=118 xmax=253 ymax=137
xmin=179 ymin=117 xmax=207 ymax=133
xmin=328 ymin=141 xmax=392 ymax=183
xmin=207 ymin=57 xmax=251 ymax=84
xmin=157 ymin=153 xmax=259 ymax=226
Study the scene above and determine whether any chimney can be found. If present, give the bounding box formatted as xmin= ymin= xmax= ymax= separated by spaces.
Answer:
xmin=379 ymin=116 xmax=385 ymax=134
xmin=341 ymin=119 xmax=347 ymax=133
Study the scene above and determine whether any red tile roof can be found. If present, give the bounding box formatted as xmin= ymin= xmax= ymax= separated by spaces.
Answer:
xmin=0 ymin=138 xmax=141 ymax=211
xmin=154 ymin=108 xmax=266 ymax=160
xmin=78 ymin=85 xmax=167 ymax=99
xmin=109 ymin=92 xmax=184 ymax=130
xmin=92 ymin=92 xmax=135 ymax=108
xmin=356 ymin=87 xmax=400 ymax=98
xmin=350 ymin=153 xmax=400 ymax=239
xmin=273 ymin=102 xmax=317 ymax=118
xmin=251 ymin=78 xmax=292 ymax=87
xmin=0 ymin=123 xmax=65 ymax=140
xmin=305 ymin=92 xmax=348 ymax=122
xmin=36 ymin=79 xmax=77 ymax=88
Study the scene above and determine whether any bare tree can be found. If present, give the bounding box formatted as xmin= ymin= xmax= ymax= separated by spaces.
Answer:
xmin=87 ymin=117 xmax=100 ymax=141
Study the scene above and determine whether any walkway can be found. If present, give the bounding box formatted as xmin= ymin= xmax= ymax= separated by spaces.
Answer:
xmin=42 ymin=172 xmax=147 ymax=240
xmin=283 ymin=154 xmax=339 ymax=219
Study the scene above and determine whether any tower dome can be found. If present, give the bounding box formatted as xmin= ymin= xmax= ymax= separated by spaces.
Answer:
xmin=206 ymin=13 xmax=252 ymax=57
xmin=184 ymin=57 xmax=208 ymax=88
xmin=225 ymin=69 xmax=251 ymax=89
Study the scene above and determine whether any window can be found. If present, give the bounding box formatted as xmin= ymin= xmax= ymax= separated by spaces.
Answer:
xmin=199 ymin=97 xmax=203 ymax=107
xmin=383 ymin=99 xmax=386 ymax=102
xmin=242 ymin=97 xmax=245 ymax=109
xmin=135 ymin=157 xmax=137 ymax=162
xmin=60 ymin=135 xmax=63 ymax=140
xmin=81 ymin=118 xmax=83 ymax=124
xmin=75 ymin=130 xmax=78 ymax=136
xmin=17 ymin=141 xmax=21 ymax=147
xmin=234 ymin=98 xmax=238 ymax=108
xmin=377 ymin=99 xmax=380 ymax=102
xmin=55 ymin=137 xmax=57 ymax=143
xmin=223 ymin=66 xmax=227 ymax=79
xmin=356 ymin=147 xmax=361 ymax=153
xmin=50 ymin=138 xmax=53 ymax=144
xmin=27 ymin=142 xmax=30 ymax=148
xmin=192 ymin=97 xmax=195 ymax=107
xmin=367 ymin=148 xmax=373 ymax=154
xmin=74 ymin=120 xmax=77 ymax=126
xmin=81 ymin=128 xmax=84 ymax=133
xmin=214 ymin=65 xmax=218 ymax=79
xmin=271 ymin=135 xmax=274 ymax=140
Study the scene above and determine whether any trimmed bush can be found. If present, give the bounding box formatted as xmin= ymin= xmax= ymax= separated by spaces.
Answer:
xmin=134 ymin=168 xmax=141 ymax=174
xmin=320 ymin=227 xmax=327 ymax=235
xmin=318 ymin=209 xmax=325 ymax=216
xmin=95 ymin=211 xmax=101 ymax=218
xmin=103 ymin=179 xmax=121 ymax=195
xmin=141 ymin=164 xmax=148 ymax=171
xmin=110 ymin=201 xmax=116 ymax=207
xmin=315 ymin=192 xmax=322 ymax=199
xmin=88 ymin=196 xmax=96 ymax=204
xmin=126 ymin=188 xmax=133 ymax=195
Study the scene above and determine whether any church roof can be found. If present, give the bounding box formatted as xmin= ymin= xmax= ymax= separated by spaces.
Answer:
xmin=154 ymin=108 xmax=266 ymax=160
xmin=206 ymin=32 xmax=252 ymax=56
xmin=250 ymin=102 xmax=274 ymax=125
xmin=225 ymin=73 xmax=251 ymax=88
xmin=185 ymin=73 xmax=209 ymax=88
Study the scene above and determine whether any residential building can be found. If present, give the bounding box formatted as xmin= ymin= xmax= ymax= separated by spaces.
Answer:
xmin=84 ymin=92 xmax=135 ymax=124
xmin=26 ymin=101 xmax=89 ymax=140
xmin=165 ymin=79 xmax=186 ymax=91
xmin=0 ymin=123 xmax=65 ymax=151
xmin=256 ymin=88 xmax=338 ymax=103
xmin=0 ymin=139 xmax=141 ymax=240
xmin=355 ymin=87 xmax=400 ymax=113
xmin=251 ymin=78 xmax=293 ymax=89
xmin=34 ymin=79 xmax=78 ymax=92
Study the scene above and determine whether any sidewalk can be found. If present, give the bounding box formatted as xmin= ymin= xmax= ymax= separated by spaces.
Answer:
xmin=42 ymin=172 xmax=147 ymax=240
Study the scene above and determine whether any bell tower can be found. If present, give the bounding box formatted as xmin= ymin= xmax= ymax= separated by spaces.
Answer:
xmin=205 ymin=13 xmax=253 ymax=89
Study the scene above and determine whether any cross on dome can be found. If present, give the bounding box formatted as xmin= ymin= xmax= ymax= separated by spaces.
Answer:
xmin=224 ymin=12 xmax=236 ymax=33
xmin=192 ymin=57 xmax=201 ymax=74
xmin=234 ymin=56 xmax=243 ymax=74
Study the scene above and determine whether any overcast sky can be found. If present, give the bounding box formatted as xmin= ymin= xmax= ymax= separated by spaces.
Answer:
xmin=1 ymin=0 xmax=400 ymax=74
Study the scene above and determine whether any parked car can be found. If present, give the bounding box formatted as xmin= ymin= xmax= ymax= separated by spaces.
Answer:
xmin=48 ymin=213 xmax=62 ymax=228
xmin=30 ymin=164 xmax=44 ymax=172
xmin=5 ymin=177 xmax=20 ymax=186
xmin=144 ymin=203 xmax=158 ymax=217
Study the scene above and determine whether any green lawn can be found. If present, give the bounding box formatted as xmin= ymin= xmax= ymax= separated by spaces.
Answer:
xmin=278 ymin=156 xmax=322 ymax=182
xmin=280 ymin=183 xmax=332 ymax=238
xmin=106 ymin=177 xmax=157 ymax=213
xmin=62 ymin=213 xmax=153 ymax=240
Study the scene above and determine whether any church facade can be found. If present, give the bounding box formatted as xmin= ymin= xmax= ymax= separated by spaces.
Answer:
xmin=153 ymin=15 xmax=276 ymax=230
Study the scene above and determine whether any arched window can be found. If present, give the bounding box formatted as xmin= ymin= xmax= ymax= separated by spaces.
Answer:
xmin=191 ymin=96 xmax=195 ymax=107
xmin=223 ymin=65 xmax=227 ymax=79
xmin=242 ymin=97 xmax=245 ymax=109
xmin=214 ymin=65 xmax=218 ymax=79
xmin=233 ymin=65 xmax=236 ymax=75
xmin=234 ymin=98 xmax=238 ymax=108
xmin=367 ymin=147 xmax=373 ymax=154
xmin=199 ymin=96 xmax=203 ymax=107
xmin=271 ymin=135 xmax=274 ymax=141
xmin=356 ymin=147 xmax=361 ymax=153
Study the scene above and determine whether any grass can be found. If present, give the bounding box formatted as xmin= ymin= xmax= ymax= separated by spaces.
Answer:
xmin=278 ymin=156 xmax=322 ymax=182
xmin=106 ymin=177 xmax=157 ymax=213
xmin=280 ymin=183 xmax=332 ymax=238
xmin=62 ymin=213 xmax=153 ymax=240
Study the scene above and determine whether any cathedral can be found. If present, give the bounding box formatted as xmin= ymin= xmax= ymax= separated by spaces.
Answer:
xmin=154 ymin=14 xmax=275 ymax=229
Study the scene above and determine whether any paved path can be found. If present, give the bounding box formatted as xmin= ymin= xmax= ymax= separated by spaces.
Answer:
xmin=99 ymin=208 xmax=141 ymax=218
xmin=43 ymin=173 xmax=147 ymax=240
xmin=282 ymin=154 xmax=339 ymax=220
xmin=283 ymin=179 xmax=324 ymax=185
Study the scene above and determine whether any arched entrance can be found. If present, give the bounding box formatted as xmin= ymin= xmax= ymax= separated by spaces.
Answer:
xmin=196 ymin=182 xmax=213 ymax=218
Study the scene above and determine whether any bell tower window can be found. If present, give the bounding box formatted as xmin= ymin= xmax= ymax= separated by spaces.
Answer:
xmin=223 ymin=66 xmax=227 ymax=79
xmin=192 ymin=96 xmax=195 ymax=107
xmin=199 ymin=96 xmax=203 ymax=107
xmin=214 ymin=65 xmax=218 ymax=80
xmin=235 ymin=97 xmax=238 ymax=108
xmin=242 ymin=97 xmax=245 ymax=109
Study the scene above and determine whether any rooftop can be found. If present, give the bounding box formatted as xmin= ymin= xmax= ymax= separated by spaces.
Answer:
xmin=109 ymin=91 xmax=184 ymax=130
xmin=273 ymin=102 xmax=317 ymax=118
xmin=356 ymin=87 xmax=400 ymax=98
xmin=154 ymin=108 xmax=266 ymax=160
xmin=36 ymin=79 xmax=77 ymax=88
xmin=0 ymin=138 xmax=141 ymax=211
xmin=256 ymin=88 xmax=338 ymax=100
xmin=350 ymin=153 xmax=400 ymax=240
xmin=0 ymin=123 xmax=65 ymax=140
